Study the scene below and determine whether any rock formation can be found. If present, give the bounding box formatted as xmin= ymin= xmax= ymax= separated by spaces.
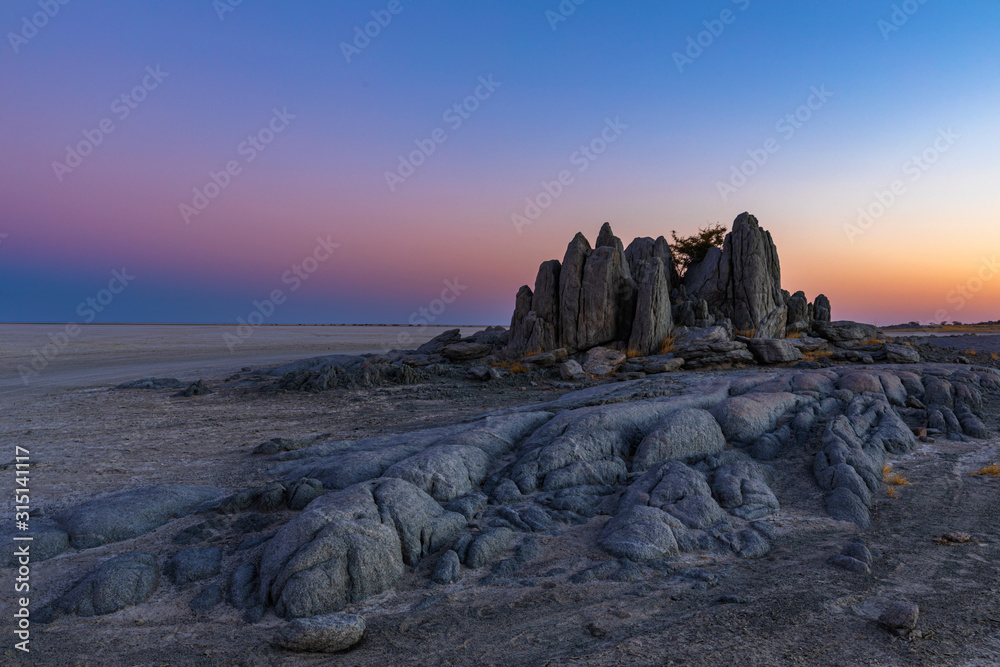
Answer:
xmin=505 ymin=212 xmax=831 ymax=359
xmin=685 ymin=212 xmax=785 ymax=337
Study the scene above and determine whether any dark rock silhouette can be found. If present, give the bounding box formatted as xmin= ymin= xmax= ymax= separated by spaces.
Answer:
xmin=686 ymin=212 xmax=784 ymax=337
xmin=506 ymin=212 xmax=830 ymax=358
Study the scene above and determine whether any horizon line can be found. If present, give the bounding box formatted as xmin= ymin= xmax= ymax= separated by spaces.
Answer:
xmin=0 ymin=322 xmax=505 ymax=328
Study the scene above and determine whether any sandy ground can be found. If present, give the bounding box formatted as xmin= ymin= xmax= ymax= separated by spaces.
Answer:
xmin=0 ymin=324 xmax=484 ymax=397
xmin=921 ymin=334 xmax=1000 ymax=358
xmin=2 ymin=326 xmax=1000 ymax=666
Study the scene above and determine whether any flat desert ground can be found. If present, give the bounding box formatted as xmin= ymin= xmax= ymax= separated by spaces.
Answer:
xmin=2 ymin=325 xmax=1000 ymax=666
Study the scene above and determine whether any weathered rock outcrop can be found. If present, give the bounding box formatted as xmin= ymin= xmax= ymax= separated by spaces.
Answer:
xmin=38 ymin=553 xmax=159 ymax=622
xmin=508 ymin=223 xmax=649 ymax=356
xmin=505 ymin=213 xmax=835 ymax=363
xmin=273 ymin=613 xmax=366 ymax=653
xmin=558 ymin=232 xmax=592 ymax=351
xmin=628 ymin=257 xmax=673 ymax=356
xmin=76 ymin=362 xmax=996 ymax=623
xmin=55 ymin=485 xmax=221 ymax=549
xmin=813 ymin=294 xmax=832 ymax=322
xmin=577 ymin=226 xmax=636 ymax=349
xmin=259 ymin=478 xmax=466 ymax=618
xmin=685 ymin=213 xmax=783 ymax=335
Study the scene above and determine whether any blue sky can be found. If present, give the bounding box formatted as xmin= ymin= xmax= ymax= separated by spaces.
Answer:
xmin=1 ymin=0 xmax=998 ymax=324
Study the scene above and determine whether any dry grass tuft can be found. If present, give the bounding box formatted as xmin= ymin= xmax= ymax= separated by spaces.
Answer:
xmin=735 ymin=327 xmax=757 ymax=339
xmin=492 ymin=360 xmax=529 ymax=374
xmin=991 ymin=352 xmax=999 ymax=362
xmin=625 ymin=347 xmax=644 ymax=359
xmin=882 ymin=463 xmax=910 ymax=486
xmin=786 ymin=331 xmax=803 ymax=339
xmin=973 ymin=464 xmax=1000 ymax=477
xmin=964 ymin=349 xmax=978 ymax=357
xmin=801 ymin=349 xmax=833 ymax=363
xmin=858 ymin=336 xmax=882 ymax=346
xmin=885 ymin=486 xmax=897 ymax=499
xmin=659 ymin=333 xmax=678 ymax=356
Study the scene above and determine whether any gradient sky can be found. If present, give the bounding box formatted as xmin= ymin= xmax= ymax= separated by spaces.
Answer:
xmin=2 ymin=0 xmax=998 ymax=326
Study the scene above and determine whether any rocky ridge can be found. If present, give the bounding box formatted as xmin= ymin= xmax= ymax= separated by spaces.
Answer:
xmin=506 ymin=213 xmax=833 ymax=361
xmin=23 ymin=362 xmax=1000 ymax=648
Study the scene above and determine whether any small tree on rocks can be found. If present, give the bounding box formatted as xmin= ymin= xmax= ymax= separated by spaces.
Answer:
xmin=670 ymin=224 xmax=727 ymax=273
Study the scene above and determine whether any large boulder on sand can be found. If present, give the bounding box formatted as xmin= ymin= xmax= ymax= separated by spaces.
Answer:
xmin=745 ymin=338 xmax=804 ymax=364
xmin=885 ymin=343 xmax=920 ymax=364
xmin=813 ymin=321 xmax=879 ymax=344
xmin=581 ymin=347 xmax=627 ymax=376
xmin=441 ymin=342 xmax=492 ymax=361
xmin=416 ymin=329 xmax=462 ymax=354
xmin=273 ymin=614 xmax=366 ymax=653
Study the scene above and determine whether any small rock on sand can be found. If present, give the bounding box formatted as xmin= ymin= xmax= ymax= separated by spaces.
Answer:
xmin=273 ymin=613 xmax=366 ymax=653
xmin=880 ymin=601 xmax=919 ymax=631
